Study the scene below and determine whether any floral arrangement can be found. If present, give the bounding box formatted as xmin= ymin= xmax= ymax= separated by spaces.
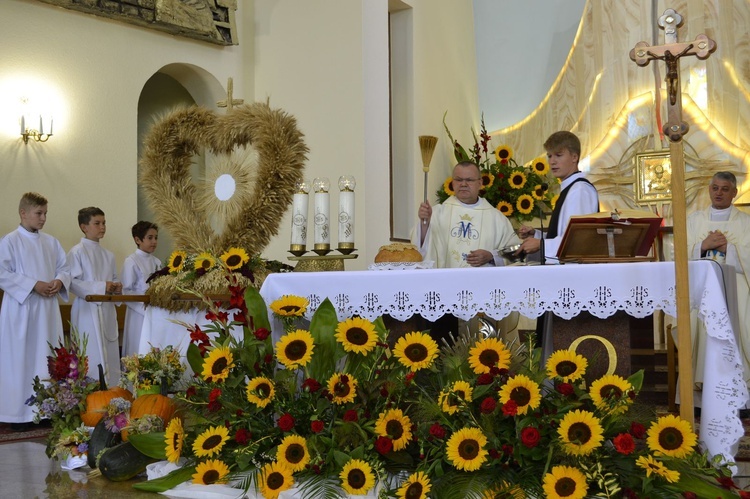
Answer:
xmin=26 ymin=329 xmax=98 ymax=459
xmin=120 ymin=345 xmax=185 ymax=394
xmin=438 ymin=114 xmax=558 ymax=225
xmin=118 ymin=275 xmax=747 ymax=499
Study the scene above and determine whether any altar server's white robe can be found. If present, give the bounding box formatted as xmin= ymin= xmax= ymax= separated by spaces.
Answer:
xmin=687 ymin=206 xmax=750 ymax=389
xmin=0 ymin=227 xmax=70 ymax=423
xmin=120 ymin=249 xmax=161 ymax=357
xmin=67 ymin=238 xmax=120 ymax=388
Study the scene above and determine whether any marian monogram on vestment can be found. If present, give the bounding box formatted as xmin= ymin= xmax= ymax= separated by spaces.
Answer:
xmin=450 ymin=214 xmax=480 ymax=244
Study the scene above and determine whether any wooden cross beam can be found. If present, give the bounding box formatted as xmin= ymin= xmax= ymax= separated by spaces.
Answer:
xmin=217 ymin=77 xmax=244 ymax=112
xmin=629 ymin=9 xmax=716 ymax=425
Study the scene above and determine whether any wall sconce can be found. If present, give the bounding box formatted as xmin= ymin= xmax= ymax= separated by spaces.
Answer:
xmin=21 ymin=115 xmax=53 ymax=144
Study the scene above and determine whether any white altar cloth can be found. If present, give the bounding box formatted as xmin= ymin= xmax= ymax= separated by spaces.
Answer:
xmin=258 ymin=260 xmax=748 ymax=463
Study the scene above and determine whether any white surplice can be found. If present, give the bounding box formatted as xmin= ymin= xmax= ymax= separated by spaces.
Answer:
xmin=0 ymin=227 xmax=71 ymax=423
xmin=120 ymin=249 xmax=161 ymax=357
xmin=67 ymin=238 xmax=120 ymax=388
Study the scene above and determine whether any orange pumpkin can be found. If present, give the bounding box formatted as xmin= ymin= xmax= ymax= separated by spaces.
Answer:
xmin=122 ymin=394 xmax=176 ymax=442
xmin=81 ymin=364 xmax=134 ymax=427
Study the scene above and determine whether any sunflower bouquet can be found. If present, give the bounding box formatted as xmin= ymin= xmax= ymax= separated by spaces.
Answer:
xmin=438 ymin=114 xmax=558 ymax=225
xmin=120 ymin=345 xmax=185 ymax=394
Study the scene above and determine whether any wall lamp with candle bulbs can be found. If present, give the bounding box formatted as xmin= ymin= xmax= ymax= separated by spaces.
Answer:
xmin=20 ymin=115 xmax=53 ymax=144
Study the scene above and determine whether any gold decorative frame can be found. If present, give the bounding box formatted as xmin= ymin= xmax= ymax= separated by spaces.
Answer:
xmin=635 ymin=151 xmax=672 ymax=203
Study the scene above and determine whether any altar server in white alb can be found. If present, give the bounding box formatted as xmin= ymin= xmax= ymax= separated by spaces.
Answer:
xmin=67 ymin=207 xmax=122 ymax=388
xmin=0 ymin=192 xmax=71 ymax=428
xmin=414 ymin=161 xmax=520 ymax=268
xmin=120 ymin=221 xmax=161 ymax=357
xmin=687 ymin=171 xmax=750 ymax=388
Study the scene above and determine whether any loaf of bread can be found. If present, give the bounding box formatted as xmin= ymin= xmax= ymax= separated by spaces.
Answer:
xmin=374 ymin=243 xmax=423 ymax=263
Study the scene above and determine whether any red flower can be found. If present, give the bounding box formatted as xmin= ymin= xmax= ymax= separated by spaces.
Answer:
xmin=277 ymin=413 xmax=295 ymax=432
xmin=209 ymin=388 xmax=222 ymax=402
xmin=738 ymin=491 xmax=750 ymax=499
xmin=556 ymin=382 xmax=574 ymax=396
xmin=404 ymin=372 xmax=415 ymax=385
xmin=254 ymin=328 xmax=270 ymax=341
xmin=234 ymin=428 xmax=251 ymax=445
xmin=380 ymin=387 xmax=389 ymax=397
xmin=520 ymin=427 xmax=540 ymax=448
xmin=185 ymin=386 xmax=197 ymax=398
xmin=343 ymin=410 xmax=358 ymax=422
xmin=310 ymin=420 xmax=324 ymax=433
xmin=264 ymin=354 xmax=273 ymax=364
xmin=681 ymin=493 xmax=697 ymax=499
xmin=502 ymin=400 xmax=518 ymax=416
xmin=429 ymin=423 xmax=446 ymax=439
xmin=613 ymin=433 xmax=635 ymax=455
xmin=476 ymin=373 xmax=493 ymax=385
xmin=717 ymin=476 xmax=738 ymax=489
xmin=228 ymin=285 xmax=245 ymax=308
xmin=302 ymin=378 xmax=321 ymax=393
xmin=501 ymin=444 xmax=514 ymax=455
xmin=207 ymin=400 xmax=222 ymax=413
xmin=480 ymin=397 xmax=497 ymax=414
xmin=630 ymin=421 xmax=646 ymax=439
xmin=374 ymin=436 xmax=393 ymax=455
xmin=488 ymin=448 xmax=500 ymax=459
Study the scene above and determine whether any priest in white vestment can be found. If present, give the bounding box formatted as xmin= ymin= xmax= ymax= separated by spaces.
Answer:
xmin=0 ymin=193 xmax=71 ymax=425
xmin=687 ymin=172 xmax=750 ymax=392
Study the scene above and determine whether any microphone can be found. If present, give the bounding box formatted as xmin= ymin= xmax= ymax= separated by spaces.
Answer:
xmin=538 ymin=183 xmax=548 ymax=265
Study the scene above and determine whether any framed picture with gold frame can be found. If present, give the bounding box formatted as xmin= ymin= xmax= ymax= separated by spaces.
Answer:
xmin=635 ymin=151 xmax=672 ymax=203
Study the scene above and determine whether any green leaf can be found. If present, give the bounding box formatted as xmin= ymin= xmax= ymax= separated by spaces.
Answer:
xmin=332 ymin=449 xmax=350 ymax=467
xmin=132 ymin=465 xmax=196 ymax=492
xmin=186 ymin=342 xmax=204 ymax=376
xmin=307 ymin=298 xmax=340 ymax=380
xmin=627 ymin=369 xmax=644 ymax=392
xmin=128 ymin=432 xmax=168 ymax=460
xmin=245 ymin=286 xmax=271 ymax=331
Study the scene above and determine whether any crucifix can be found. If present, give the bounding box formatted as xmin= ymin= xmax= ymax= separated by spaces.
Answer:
xmin=217 ymin=77 xmax=244 ymax=112
xmin=629 ymin=9 xmax=716 ymax=425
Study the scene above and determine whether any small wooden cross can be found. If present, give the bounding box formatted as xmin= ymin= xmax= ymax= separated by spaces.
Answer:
xmin=217 ymin=77 xmax=244 ymax=112
xmin=629 ymin=9 xmax=716 ymax=142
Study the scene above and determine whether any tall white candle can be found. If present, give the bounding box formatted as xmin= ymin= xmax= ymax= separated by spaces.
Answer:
xmin=291 ymin=192 xmax=309 ymax=246
xmin=39 ymin=115 xmax=43 ymax=135
xmin=338 ymin=175 xmax=356 ymax=245
xmin=313 ymin=177 xmax=330 ymax=246
xmin=20 ymin=115 xmax=25 ymax=135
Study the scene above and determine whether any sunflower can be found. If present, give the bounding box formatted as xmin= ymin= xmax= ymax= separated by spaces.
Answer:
xmin=375 ymin=408 xmax=413 ymax=451
xmin=219 ymin=247 xmax=250 ymax=270
xmin=468 ymin=337 xmax=511 ymax=374
xmin=646 ymin=414 xmax=697 ymax=459
xmin=481 ymin=483 xmax=525 ymax=499
xmin=164 ymin=417 xmax=184 ymax=463
xmin=508 ymin=171 xmax=527 ymax=189
xmin=335 ymin=317 xmax=378 ymax=355
xmin=201 ymin=346 xmax=235 ymax=383
xmin=275 ymin=329 xmax=315 ymax=369
xmin=246 ymin=376 xmax=275 ymax=408
xmin=558 ymin=409 xmax=604 ymax=456
xmin=276 ymin=434 xmax=310 ymax=472
xmin=636 ymin=455 xmax=681 ymax=483
xmin=542 ymin=465 xmax=588 ymax=499
xmin=531 ymin=156 xmax=550 ymax=175
xmin=259 ymin=461 xmax=294 ymax=499
xmin=439 ymin=380 xmax=473 ymax=415
xmin=551 ymin=193 xmax=560 ymax=209
xmin=192 ymin=459 xmax=230 ymax=485
xmin=167 ymin=250 xmax=187 ymax=273
xmin=516 ymin=194 xmax=534 ymax=214
xmin=327 ymin=373 xmax=358 ymax=405
xmin=443 ymin=177 xmax=455 ymax=196
xmin=589 ymin=374 xmax=633 ymax=414
xmin=546 ymin=350 xmax=588 ymax=382
xmin=445 ymin=427 xmax=488 ymax=471
xmin=270 ymin=295 xmax=309 ymax=317
xmin=532 ymin=184 xmax=547 ymax=200
xmin=392 ymin=332 xmax=439 ymax=371
xmin=193 ymin=251 xmax=216 ymax=272
xmin=192 ymin=425 xmax=230 ymax=458
xmin=481 ymin=172 xmax=495 ymax=189
xmin=340 ymin=459 xmax=376 ymax=495
xmin=397 ymin=471 xmax=432 ymax=499
xmin=494 ymin=144 xmax=513 ymax=163
xmin=496 ymin=200 xmax=514 ymax=216
xmin=497 ymin=374 xmax=541 ymax=415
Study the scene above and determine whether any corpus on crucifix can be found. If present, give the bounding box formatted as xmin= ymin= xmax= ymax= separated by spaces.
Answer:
xmin=217 ymin=77 xmax=244 ymax=112
xmin=629 ymin=8 xmax=716 ymax=425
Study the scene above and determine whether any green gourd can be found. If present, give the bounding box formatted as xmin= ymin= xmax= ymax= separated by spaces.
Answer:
xmin=98 ymin=442 xmax=156 ymax=481
xmin=86 ymin=418 xmax=122 ymax=470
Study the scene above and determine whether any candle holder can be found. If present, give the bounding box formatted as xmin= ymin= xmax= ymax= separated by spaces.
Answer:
xmin=338 ymin=175 xmax=356 ymax=255
xmin=289 ymin=179 xmax=311 ymax=256
xmin=313 ymin=177 xmax=331 ymax=256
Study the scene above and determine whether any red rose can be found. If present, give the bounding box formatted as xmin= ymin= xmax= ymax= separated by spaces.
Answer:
xmin=476 ymin=373 xmax=493 ymax=385
xmin=343 ymin=410 xmax=358 ymax=422
xmin=480 ymin=397 xmax=497 ymax=414
xmin=556 ymin=382 xmax=574 ymax=396
xmin=502 ymin=400 xmax=518 ymax=416
xmin=277 ymin=413 xmax=295 ymax=431
xmin=613 ymin=433 xmax=635 ymax=455
xmin=209 ymin=388 xmax=222 ymax=402
xmin=311 ymin=420 xmax=324 ymax=433
xmin=185 ymin=386 xmax=197 ymax=398
xmin=429 ymin=423 xmax=446 ymax=439
xmin=207 ymin=400 xmax=222 ymax=413
xmin=630 ymin=421 xmax=646 ymax=439
xmin=374 ymin=436 xmax=393 ymax=455
xmin=501 ymin=444 xmax=514 ymax=455
xmin=254 ymin=328 xmax=270 ymax=341
xmin=520 ymin=427 xmax=540 ymax=448
xmin=234 ymin=428 xmax=251 ymax=445
xmin=488 ymin=448 xmax=500 ymax=459
xmin=302 ymin=378 xmax=321 ymax=393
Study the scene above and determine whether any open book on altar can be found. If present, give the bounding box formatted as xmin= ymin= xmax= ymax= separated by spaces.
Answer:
xmin=557 ymin=209 xmax=663 ymax=263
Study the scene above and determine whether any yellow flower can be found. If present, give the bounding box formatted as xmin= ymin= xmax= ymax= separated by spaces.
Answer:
xmin=335 ymin=317 xmax=378 ymax=355
xmin=375 ymin=409 xmax=412 ymax=451
xmin=327 ymin=373 xmax=358 ymax=405
xmin=219 ymin=247 xmax=249 ymax=270
xmin=192 ymin=458 xmax=230 ymax=485
xmin=340 ymin=459 xmax=375 ymax=496
xmin=192 ymin=426 xmax=230 ymax=458
xmin=468 ymin=337 xmax=511 ymax=374
xmin=494 ymin=144 xmax=513 ymax=163
xmin=516 ymin=194 xmax=534 ymax=214
xmin=508 ymin=171 xmax=527 ymax=189
xmin=551 ymin=193 xmax=560 ymax=209
xmin=589 ymin=374 xmax=633 ymax=415
xmin=445 ymin=427 xmax=488 ymax=471
xmin=392 ymin=332 xmax=439 ymax=371
xmin=276 ymin=434 xmax=310 ymax=472
xmin=246 ymin=376 xmax=275 ymax=408
xmin=164 ymin=417 xmax=184 ymax=463
xmin=259 ymin=461 xmax=294 ymax=499
xmin=542 ymin=465 xmax=588 ymax=499
xmin=546 ymin=350 xmax=588 ymax=382
xmin=532 ymin=184 xmax=547 ymax=200
xmin=270 ymin=295 xmax=309 ymax=317
xmin=646 ymin=414 xmax=697 ymax=459
xmin=531 ymin=156 xmax=550 ymax=175
xmin=201 ymin=346 xmax=235 ymax=383
xmin=481 ymin=172 xmax=495 ymax=189
xmin=481 ymin=483 xmax=525 ymax=499
xmin=275 ymin=329 xmax=315 ymax=369
xmin=497 ymin=374 xmax=541 ymax=415
xmin=193 ymin=252 xmax=216 ymax=272
xmin=496 ymin=200 xmax=514 ymax=217
xmin=439 ymin=380 xmax=473 ymax=415
xmin=558 ymin=409 xmax=604 ymax=456
xmin=397 ymin=471 xmax=431 ymax=499
xmin=443 ymin=177 xmax=455 ymax=196
xmin=167 ymin=250 xmax=187 ymax=273
xmin=636 ymin=455 xmax=681 ymax=483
